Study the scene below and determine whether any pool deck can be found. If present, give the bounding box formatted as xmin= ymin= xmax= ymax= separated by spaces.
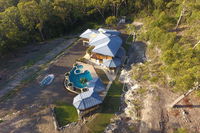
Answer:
xmin=76 ymin=62 xmax=98 ymax=79
xmin=77 ymin=62 xmax=118 ymax=100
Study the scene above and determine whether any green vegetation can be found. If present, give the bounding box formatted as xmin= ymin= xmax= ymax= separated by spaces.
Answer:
xmin=0 ymin=0 xmax=137 ymax=55
xmin=131 ymin=0 xmax=200 ymax=92
xmin=138 ymin=87 xmax=147 ymax=94
xmin=105 ymin=16 xmax=117 ymax=26
xmin=0 ymin=120 xmax=3 ymax=123
xmin=95 ymin=68 xmax=110 ymax=86
xmin=86 ymin=46 xmax=95 ymax=55
xmin=80 ymin=78 xmax=88 ymax=85
xmin=86 ymin=80 xmax=123 ymax=133
xmin=123 ymin=43 xmax=131 ymax=53
xmin=54 ymin=102 xmax=78 ymax=127
xmin=174 ymin=128 xmax=188 ymax=133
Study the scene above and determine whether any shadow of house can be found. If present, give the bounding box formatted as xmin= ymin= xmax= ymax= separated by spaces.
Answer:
xmin=127 ymin=41 xmax=147 ymax=65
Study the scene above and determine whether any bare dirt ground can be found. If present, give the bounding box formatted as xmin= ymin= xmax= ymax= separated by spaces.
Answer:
xmin=138 ymin=83 xmax=200 ymax=133
xmin=0 ymin=37 xmax=67 ymax=88
xmin=0 ymin=39 xmax=87 ymax=133
xmin=112 ymin=22 xmax=200 ymax=133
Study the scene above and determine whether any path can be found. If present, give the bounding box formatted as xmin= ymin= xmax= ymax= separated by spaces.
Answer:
xmin=0 ymin=38 xmax=76 ymax=99
xmin=0 ymin=39 xmax=87 ymax=133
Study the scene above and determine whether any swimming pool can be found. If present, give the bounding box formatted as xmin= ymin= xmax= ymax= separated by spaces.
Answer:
xmin=69 ymin=65 xmax=93 ymax=88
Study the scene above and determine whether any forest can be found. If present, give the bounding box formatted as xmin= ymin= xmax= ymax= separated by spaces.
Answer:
xmin=0 ymin=0 xmax=136 ymax=54
xmin=0 ymin=0 xmax=200 ymax=92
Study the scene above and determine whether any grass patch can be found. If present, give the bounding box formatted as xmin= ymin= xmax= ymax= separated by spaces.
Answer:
xmin=95 ymin=68 xmax=110 ymax=86
xmin=54 ymin=102 xmax=78 ymax=127
xmin=137 ymin=87 xmax=147 ymax=94
xmin=0 ymin=120 xmax=3 ymax=123
xmin=86 ymin=80 xmax=123 ymax=133
xmin=174 ymin=128 xmax=188 ymax=133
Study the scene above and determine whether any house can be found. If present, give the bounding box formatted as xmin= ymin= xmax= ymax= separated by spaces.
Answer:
xmin=87 ymin=78 xmax=106 ymax=93
xmin=79 ymin=29 xmax=99 ymax=46
xmin=98 ymin=28 xmax=121 ymax=35
xmin=73 ymin=90 xmax=102 ymax=111
xmin=80 ymin=28 xmax=126 ymax=70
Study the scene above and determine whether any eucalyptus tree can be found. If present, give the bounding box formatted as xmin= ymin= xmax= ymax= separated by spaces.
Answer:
xmin=52 ymin=0 xmax=73 ymax=26
xmin=18 ymin=0 xmax=48 ymax=40
xmin=86 ymin=0 xmax=109 ymax=20
xmin=0 ymin=6 xmax=26 ymax=53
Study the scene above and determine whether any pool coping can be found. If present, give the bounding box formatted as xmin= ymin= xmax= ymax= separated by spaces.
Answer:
xmin=64 ymin=62 xmax=99 ymax=94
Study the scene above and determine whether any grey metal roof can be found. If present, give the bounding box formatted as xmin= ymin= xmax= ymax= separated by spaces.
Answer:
xmin=87 ymin=78 xmax=106 ymax=92
xmin=92 ymin=35 xmax=122 ymax=57
xmin=89 ymin=33 xmax=111 ymax=46
xmin=98 ymin=28 xmax=121 ymax=35
xmin=116 ymin=47 xmax=126 ymax=58
xmin=103 ymin=58 xmax=122 ymax=68
xmin=73 ymin=91 xmax=102 ymax=110
xmin=80 ymin=29 xmax=99 ymax=39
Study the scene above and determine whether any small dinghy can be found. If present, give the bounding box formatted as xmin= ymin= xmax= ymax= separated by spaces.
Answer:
xmin=40 ymin=74 xmax=54 ymax=86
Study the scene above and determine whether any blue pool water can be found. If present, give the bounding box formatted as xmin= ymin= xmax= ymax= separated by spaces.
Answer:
xmin=69 ymin=65 xmax=93 ymax=88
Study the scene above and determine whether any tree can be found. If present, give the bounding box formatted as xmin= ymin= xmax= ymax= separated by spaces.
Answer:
xmin=105 ymin=16 xmax=117 ymax=26
xmin=18 ymin=0 xmax=48 ymax=40
xmin=52 ymin=0 xmax=72 ymax=26
xmin=153 ymin=0 xmax=165 ymax=10
xmin=80 ymin=78 xmax=88 ymax=85
xmin=0 ymin=6 xmax=27 ymax=53
xmin=86 ymin=0 xmax=109 ymax=20
xmin=0 ymin=0 xmax=15 ymax=12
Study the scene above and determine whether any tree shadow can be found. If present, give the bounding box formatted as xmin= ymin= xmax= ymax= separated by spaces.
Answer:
xmin=174 ymin=104 xmax=200 ymax=108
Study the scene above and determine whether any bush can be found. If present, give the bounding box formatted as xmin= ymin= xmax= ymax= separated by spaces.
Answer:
xmin=105 ymin=16 xmax=117 ymax=26
xmin=86 ymin=46 xmax=95 ymax=54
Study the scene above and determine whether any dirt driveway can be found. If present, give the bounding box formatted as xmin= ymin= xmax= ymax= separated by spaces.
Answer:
xmin=0 ymin=40 xmax=87 ymax=133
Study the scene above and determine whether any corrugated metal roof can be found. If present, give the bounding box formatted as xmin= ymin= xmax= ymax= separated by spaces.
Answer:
xmin=73 ymin=91 xmax=102 ymax=110
xmin=98 ymin=28 xmax=120 ymax=35
xmin=116 ymin=47 xmax=126 ymax=58
xmin=80 ymin=29 xmax=99 ymax=39
xmin=103 ymin=58 xmax=122 ymax=68
xmin=87 ymin=78 xmax=106 ymax=92
xmin=92 ymin=35 xmax=122 ymax=57
xmin=89 ymin=33 xmax=111 ymax=46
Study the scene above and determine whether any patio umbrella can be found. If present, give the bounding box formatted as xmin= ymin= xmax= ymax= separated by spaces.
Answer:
xmin=103 ymin=58 xmax=122 ymax=68
xmin=73 ymin=91 xmax=102 ymax=110
xmin=87 ymin=78 xmax=106 ymax=92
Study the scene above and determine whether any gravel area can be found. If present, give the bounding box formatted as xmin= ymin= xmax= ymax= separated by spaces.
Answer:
xmin=0 ymin=39 xmax=87 ymax=133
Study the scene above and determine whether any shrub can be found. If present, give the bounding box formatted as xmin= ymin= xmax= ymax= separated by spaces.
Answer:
xmin=105 ymin=16 xmax=117 ymax=26
xmin=86 ymin=46 xmax=95 ymax=54
xmin=80 ymin=78 xmax=88 ymax=84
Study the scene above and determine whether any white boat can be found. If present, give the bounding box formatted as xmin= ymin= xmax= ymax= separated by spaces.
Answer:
xmin=40 ymin=74 xmax=54 ymax=86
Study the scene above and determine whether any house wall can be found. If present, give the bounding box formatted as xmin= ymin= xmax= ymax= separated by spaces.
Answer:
xmin=91 ymin=53 xmax=113 ymax=60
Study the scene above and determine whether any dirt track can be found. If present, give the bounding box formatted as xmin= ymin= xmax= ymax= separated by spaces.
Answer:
xmin=0 ymin=39 xmax=87 ymax=133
